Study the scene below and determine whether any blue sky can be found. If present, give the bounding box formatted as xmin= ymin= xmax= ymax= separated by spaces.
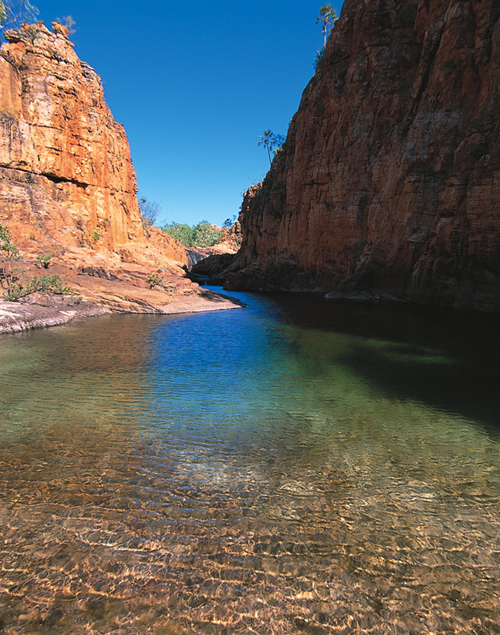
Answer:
xmin=30 ymin=1 xmax=343 ymax=226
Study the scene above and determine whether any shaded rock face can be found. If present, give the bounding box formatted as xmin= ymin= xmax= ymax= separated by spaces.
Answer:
xmin=0 ymin=22 xmax=186 ymax=268
xmin=227 ymin=0 xmax=500 ymax=312
xmin=190 ymin=252 xmax=236 ymax=283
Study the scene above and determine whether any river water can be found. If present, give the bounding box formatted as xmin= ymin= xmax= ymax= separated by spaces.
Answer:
xmin=1 ymin=290 xmax=499 ymax=634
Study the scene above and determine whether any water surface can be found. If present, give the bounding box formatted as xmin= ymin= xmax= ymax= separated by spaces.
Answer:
xmin=1 ymin=291 xmax=500 ymax=634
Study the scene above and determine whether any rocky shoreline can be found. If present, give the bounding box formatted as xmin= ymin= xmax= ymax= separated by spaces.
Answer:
xmin=0 ymin=289 xmax=240 ymax=335
xmin=0 ymin=297 xmax=105 ymax=334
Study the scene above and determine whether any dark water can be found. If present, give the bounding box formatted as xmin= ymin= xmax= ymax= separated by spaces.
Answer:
xmin=1 ymin=290 xmax=500 ymax=634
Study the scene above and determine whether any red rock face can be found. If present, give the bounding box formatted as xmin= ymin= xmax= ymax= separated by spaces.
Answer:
xmin=228 ymin=0 xmax=500 ymax=312
xmin=0 ymin=22 xmax=186 ymax=267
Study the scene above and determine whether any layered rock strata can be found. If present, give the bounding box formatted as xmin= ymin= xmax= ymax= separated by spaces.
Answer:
xmin=0 ymin=22 xmax=239 ymax=322
xmin=225 ymin=0 xmax=500 ymax=312
xmin=0 ymin=22 xmax=150 ymax=254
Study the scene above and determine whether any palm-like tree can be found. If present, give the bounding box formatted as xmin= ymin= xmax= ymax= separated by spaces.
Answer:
xmin=258 ymin=130 xmax=285 ymax=166
xmin=316 ymin=3 xmax=338 ymax=47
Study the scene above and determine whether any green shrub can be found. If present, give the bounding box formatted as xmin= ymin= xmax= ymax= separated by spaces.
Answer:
xmin=162 ymin=221 xmax=223 ymax=248
xmin=0 ymin=224 xmax=19 ymax=259
xmin=147 ymin=273 xmax=163 ymax=288
xmin=192 ymin=221 xmax=223 ymax=247
xmin=162 ymin=222 xmax=193 ymax=245
xmin=314 ymin=48 xmax=326 ymax=71
xmin=36 ymin=253 xmax=53 ymax=269
xmin=0 ymin=223 xmax=21 ymax=291
xmin=5 ymin=275 xmax=72 ymax=301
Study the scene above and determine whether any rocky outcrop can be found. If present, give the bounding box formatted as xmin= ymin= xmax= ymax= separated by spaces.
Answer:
xmin=0 ymin=296 xmax=106 ymax=333
xmin=0 ymin=22 xmax=241 ymax=322
xmin=190 ymin=252 xmax=236 ymax=283
xmin=0 ymin=21 xmax=188 ymax=267
xmin=225 ymin=0 xmax=500 ymax=312
xmin=218 ymin=220 xmax=243 ymax=253
xmin=185 ymin=221 xmax=243 ymax=269
xmin=0 ymin=22 xmax=150 ymax=253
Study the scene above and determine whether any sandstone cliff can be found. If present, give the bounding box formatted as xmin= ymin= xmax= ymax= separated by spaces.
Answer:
xmin=0 ymin=22 xmax=239 ymax=322
xmin=226 ymin=0 xmax=500 ymax=312
xmin=0 ymin=22 xmax=151 ymax=254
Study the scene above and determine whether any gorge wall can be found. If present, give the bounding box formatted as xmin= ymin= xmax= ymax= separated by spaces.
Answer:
xmin=0 ymin=22 xmax=241 ymax=325
xmin=0 ymin=21 xmax=186 ymax=267
xmin=226 ymin=0 xmax=500 ymax=312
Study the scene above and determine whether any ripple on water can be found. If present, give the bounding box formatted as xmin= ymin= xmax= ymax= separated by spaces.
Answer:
xmin=1 ymin=298 xmax=500 ymax=634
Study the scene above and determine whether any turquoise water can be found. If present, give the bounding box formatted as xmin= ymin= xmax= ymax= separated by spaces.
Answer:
xmin=1 ymin=290 xmax=500 ymax=634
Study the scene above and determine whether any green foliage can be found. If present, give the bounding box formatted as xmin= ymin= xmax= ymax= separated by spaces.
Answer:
xmin=316 ymin=3 xmax=338 ymax=47
xmin=61 ymin=14 xmax=75 ymax=34
xmin=5 ymin=275 xmax=72 ymax=301
xmin=138 ymin=196 xmax=160 ymax=227
xmin=0 ymin=0 xmax=39 ymax=32
xmin=1 ymin=224 xmax=73 ymax=300
xmin=0 ymin=223 xmax=19 ymax=259
xmin=258 ymin=130 xmax=285 ymax=166
xmin=0 ymin=223 xmax=21 ymax=291
xmin=91 ymin=229 xmax=100 ymax=243
xmin=36 ymin=252 xmax=53 ymax=269
xmin=192 ymin=221 xmax=223 ymax=247
xmin=162 ymin=221 xmax=223 ymax=248
xmin=162 ymin=222 xmax=193 ymax=245
xmin=314 ymin=48 xmax=326 ymax=71
xmin=223 ymin=215 xmax=237 ymax=229
xmin=146 ymin=273 xmax=163 ymax=288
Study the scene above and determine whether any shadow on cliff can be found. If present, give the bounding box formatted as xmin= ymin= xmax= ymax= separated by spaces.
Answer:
xmin=270 ymin=293 xmax=500 ymax=435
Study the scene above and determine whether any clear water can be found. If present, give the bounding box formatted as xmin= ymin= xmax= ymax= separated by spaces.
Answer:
xmin=1 ymin=290 xmax=500 ymax=634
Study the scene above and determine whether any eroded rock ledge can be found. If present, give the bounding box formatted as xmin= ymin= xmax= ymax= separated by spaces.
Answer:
xmin=0 ymin=22 xmax=240 ymax=325
xmin=0 ymin=249 xmax=241 ymax=335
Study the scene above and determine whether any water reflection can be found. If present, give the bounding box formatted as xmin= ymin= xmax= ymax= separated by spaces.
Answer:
xmin=0 ymin=294 xmax=499 ymax=634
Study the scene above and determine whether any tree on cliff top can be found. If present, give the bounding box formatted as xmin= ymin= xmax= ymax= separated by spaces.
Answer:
xmin=138 ymin=196 xmax=160 ymax=227
xmin=316 ymin=3 xmax=338 ymax=47
xmin=0 ymin=0 xmax=39 ymax=33
xmin=258 ymin=130 xmax=285 ymax=166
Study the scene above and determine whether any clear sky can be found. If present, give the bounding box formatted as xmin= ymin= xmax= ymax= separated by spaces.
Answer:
xmin=29 ymin=0 xmax=344 ymax=227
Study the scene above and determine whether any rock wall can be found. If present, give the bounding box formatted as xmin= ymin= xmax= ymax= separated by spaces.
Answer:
xmin=227 ymin=0 xmax=500 ymax=312
xmin=0 ymin=22 xmax=187 ymax=267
